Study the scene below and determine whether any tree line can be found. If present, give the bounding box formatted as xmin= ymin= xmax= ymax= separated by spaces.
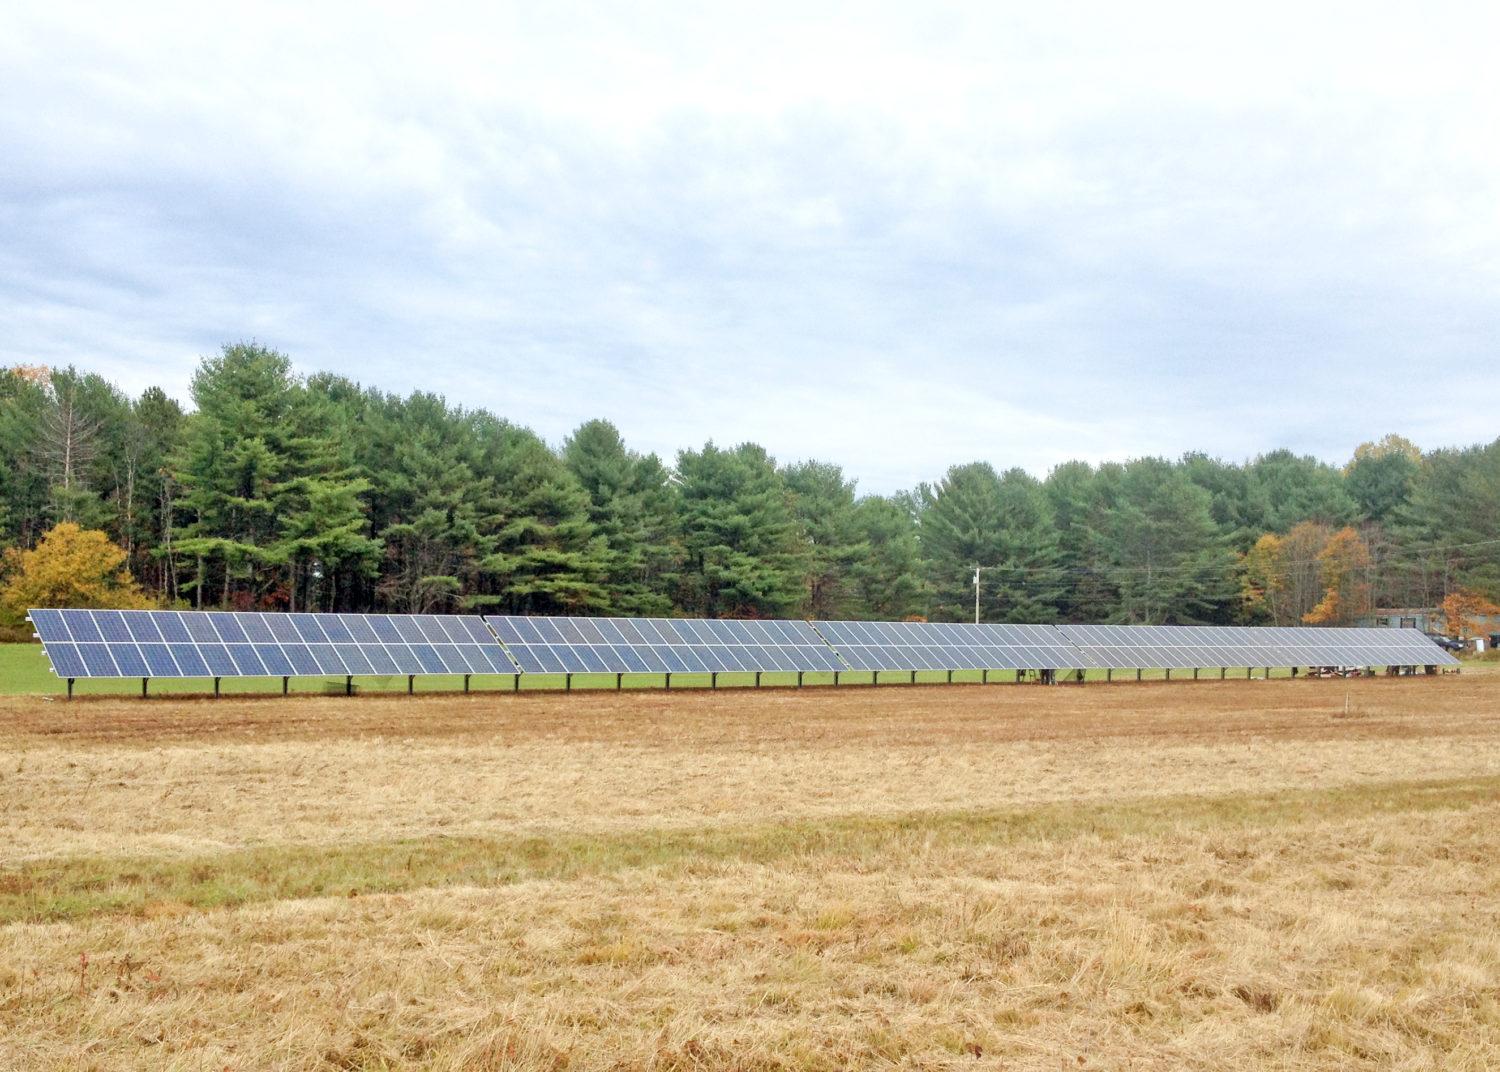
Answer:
xmin=2 ymin=344 xmax=1497 ymax=628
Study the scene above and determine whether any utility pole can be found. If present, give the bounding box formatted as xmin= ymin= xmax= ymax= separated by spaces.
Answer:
xmin=974 ymin=566 xmax=981 ymax=624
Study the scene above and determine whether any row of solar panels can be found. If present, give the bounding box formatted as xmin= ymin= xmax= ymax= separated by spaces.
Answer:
xmin=27 ymin=610 xmax=513 ymax=680
xmin=27 ymin=608 xmax=1459 ymax=680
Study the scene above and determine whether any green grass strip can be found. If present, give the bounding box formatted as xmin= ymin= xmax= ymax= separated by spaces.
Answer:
xmin=4 ymin=776 xmax=1497 ymax=924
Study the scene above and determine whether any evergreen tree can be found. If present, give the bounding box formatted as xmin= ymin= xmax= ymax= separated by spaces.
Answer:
xmin=1045 ymin=460 xmax=1118 ymax=622
xmin=675 ymin=442 xmax=807 ymax=617
xmin=1107 ymin=458 xmax=1237 ymax=623
xmin=172 ymin=344 xmax=378 ymax=609
xmin=1346 ymin=446 xmax=1418 ymax=523
xmin=472 ymin=417 xmax=612 ymax=614
xmin=1242 ymin=450 xmax=1357 ymax=534
xmin=361 ymin=391 xmax=498 ymax=614
xmin=847 ymin=495 xmax=922 ymax=619
xmin=563 ymin=419 xmax=678 ymax=615
xmin=782 ymin=459 xmax=865 ymax=619
xmin=34 ymin=367 xmax=129 ymax=532
xmin=1180 ymin=451 xmax=1253 ymax=545
xmin=172 ymin=344 xmax=301 ymax=606
xmin=121 ymin=386 xmax=186 ymax=599
xmin=918 ymin=463 xmax=1062 ymax=622
xmin=0 ymin=367 xmax=52 ymax=548
xmin=1398 ymin=440 xmax=1500 ymax=601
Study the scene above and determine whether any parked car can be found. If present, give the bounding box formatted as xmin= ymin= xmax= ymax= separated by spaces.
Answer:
xmin=1426 ymin=633 xmax=1466 ymax=653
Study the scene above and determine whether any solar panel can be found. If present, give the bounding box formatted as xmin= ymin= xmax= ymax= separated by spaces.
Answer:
xmin=26 ymin=609 xmax=516 ymax=678
xmin=812 ymin=620 xmax=1097 ymax=671
xmin=25 ymin=608 xmax=1460 ymax=686
xmin=1053 ymin=624 xmax=1460 ymax=669
xmin=485 ymin=615 xmax=849 ymax=674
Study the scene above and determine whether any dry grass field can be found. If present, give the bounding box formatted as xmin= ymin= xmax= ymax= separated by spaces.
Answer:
xmin=3 ymin=674 xmax=1500 ymax=1070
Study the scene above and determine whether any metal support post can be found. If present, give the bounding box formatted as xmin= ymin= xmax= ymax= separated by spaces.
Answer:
xmin=665 ymin=672 xmax=672 ymax=690
xmin=946 ymin=669 xmax=953 ymax=684
xmin=142 ymin=677 xmax=148 ymax=699
xmin=711 ymin=672 xmax=718 ymax=689
xmin=834 ymin=671 xmax=840 ymax=687
xmin=1220 ymin=667 xmax=1225 ymax=680
xmin=67 ymin=677 xmax=74 ymax=700
xmin=564 ymin=673 xmax=572 ymax=692
xmin=464 ymin=674 xmax=471 ymax=694
xmin=910 ymin=670 xmax=916 ymax=686
xmin=407 ymin=675 xmax=415 ymax=695
xmin=1246 ymin=667 xmax=1252 ymax=679
xmin=1106 ymin=668 xmax=1113 ymax=683
xmin=755 ymin=671 xmax=762 ymax=688
xmin=214 ymin=677 xmax=221 ymax=698
xmin=1136 ymin=669 xmax=1142 ymax=681
xmin=513 ymin=675 xmax=520 ymax=692
xmin=345 ymin=675 xmax=353 ymax=696
xmin=1165 ymin=668 xmax=1172 ymax=681
xmin=982 ymin=669 xmax=989 ymax=684
xmin=616 ymin=673 xmax=623 ymax=690
xmin=1193 ymin=667 xmax=1199 ymax=680
xmin=795 ymin=671 xmax=803 ymax=687
xmin=282 ymin=676 xmax=290 ymax=695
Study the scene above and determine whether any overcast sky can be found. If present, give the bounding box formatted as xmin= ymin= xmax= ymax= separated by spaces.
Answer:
xmin=3 ymin=3 xmax=1498 ymax=493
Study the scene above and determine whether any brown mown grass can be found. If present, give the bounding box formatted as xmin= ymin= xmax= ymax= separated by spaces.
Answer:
xmin=2 ymin=675 xmax=1500 ymax=1069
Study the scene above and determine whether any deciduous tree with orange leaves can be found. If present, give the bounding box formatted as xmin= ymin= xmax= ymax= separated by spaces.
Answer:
xmin=1441 ymin=588 xmax=1500 ymax=639
xmin=0 ymin=522 xmax=152 ymax=627
xmin=1303 ymin=526 xmax=1374 ymax=625
xmin=1243 ymin=523 xmax=1374 ymax=626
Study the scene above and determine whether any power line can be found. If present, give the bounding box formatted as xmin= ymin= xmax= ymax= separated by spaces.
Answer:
xmin=963 ymin=536 xmax=1500 ymax=580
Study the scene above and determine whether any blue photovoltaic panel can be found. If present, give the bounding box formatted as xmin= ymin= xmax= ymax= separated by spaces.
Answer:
xmin=486 ymin=615 xmax=849 ymax=675
xmin=26 ymin=609 xmax=513 ymax=679
xmin=1054 ymin=624 xmax=1460 ymax=669
xmin=812 ymin=620 xmax=1095 ymax=671
xmin=25 ymin=609 xmax=1458 ymax=683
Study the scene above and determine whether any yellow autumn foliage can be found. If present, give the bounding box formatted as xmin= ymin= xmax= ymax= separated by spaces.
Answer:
xmin=0 ymin=523 xmax=152 ymax=626
xmin=1441 ymin=588 xmax=1500 ymax=639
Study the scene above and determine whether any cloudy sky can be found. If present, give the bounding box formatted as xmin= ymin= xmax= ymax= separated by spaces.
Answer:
xmin=3 ymin=3 xmax=1498 ymax=492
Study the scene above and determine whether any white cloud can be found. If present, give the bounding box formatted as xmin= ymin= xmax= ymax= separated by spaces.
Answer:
xmin=3 ymin=1 xmax=1500 ymax=491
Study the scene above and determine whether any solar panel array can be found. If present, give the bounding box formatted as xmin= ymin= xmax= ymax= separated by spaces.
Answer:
xmin=26 ymin=608 xmax=1459 ymax=683
xmin=1055 ymin=624 xmax=1458 ymax=669
xmin=812 ymin=620 xmax=1093 ymax=671
xmin=486 ymin=615 xmax=846 ymax=674
xmin=28 ymin=609 xmax=514 ymax=679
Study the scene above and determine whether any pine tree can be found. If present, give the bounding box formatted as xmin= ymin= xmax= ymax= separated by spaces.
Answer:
xmin=283 ymin=377 xmax=383 ymax=611
xmin=124 ymin=387 xmax=186 ymax=601
xmin=362 ymin=392 xmax=498 ymax=614
xmin=1045 ymin=461 xmax=1117 ymax=622
xmin=918 ymin=463 xmax=1062 ymax=622
xmin=563 ymin=420 xmax=678 ymax=615
xmin=782 ymin=460 xmax=865 ymax=619
xmin=1242 ymin=450 xmax=1357 ymax=534
xmin=172 ymin=344 xmax=301 ymax=606
xmin=472 ymin=418 xmax=612 ymax=614
xmin=675 ymin=442 xmax=807 ymax=618
xmin=1345 ymin=442 xmax=1418 ymax=523
xmin=0 ymin=367 xmax=52 ymax=548
xmin=847 ymin=495 xmax=922 ymax=619
xmin=1107 ymin=458 xmax=1237 ymax=623
xmin=34 ymin=368 xmax=129 ymax=532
